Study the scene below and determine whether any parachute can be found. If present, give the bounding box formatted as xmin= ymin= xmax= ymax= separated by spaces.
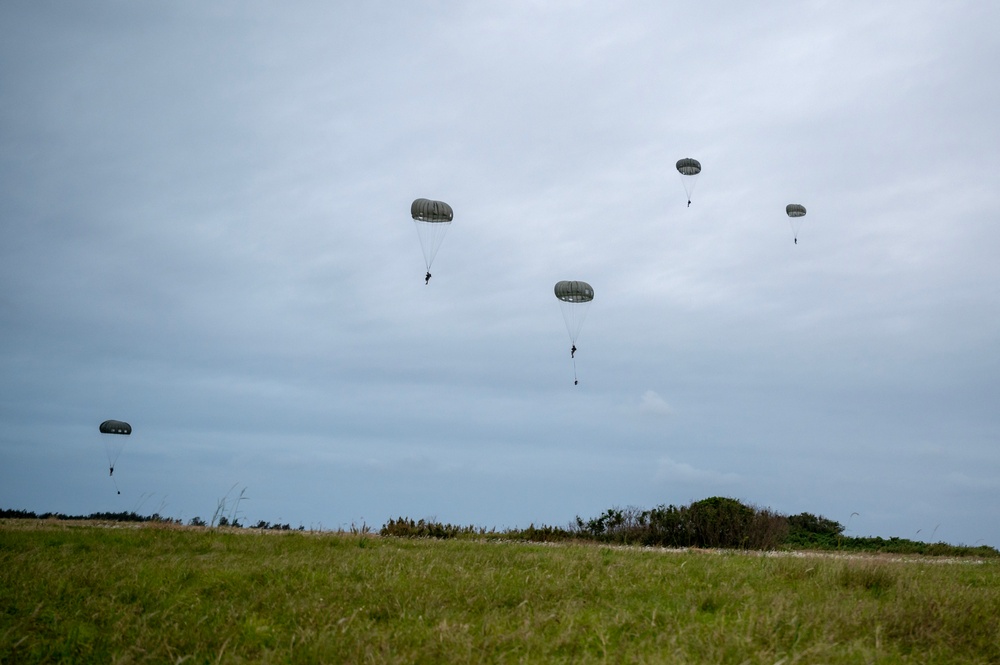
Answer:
xmin=675 ymin=158 xmax=701 ymax=207
xmin=99 ymin=420 xmax=131 ymax=491
xmin=786 ymin=204 xmax=807 ymax=244
xmin=99 ymin=420 xmax=131 ymax=435
xmin=410 ymin=198 xmax=453 ymax=283
xmin=554 ymin=280 xmax=594 ymax=385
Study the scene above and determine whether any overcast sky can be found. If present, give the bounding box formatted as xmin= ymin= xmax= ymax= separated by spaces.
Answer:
xmin=2 ymin=2 xmax=998 ymax=546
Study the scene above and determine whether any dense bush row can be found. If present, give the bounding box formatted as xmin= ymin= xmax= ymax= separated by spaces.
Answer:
xmin=381 ymin=498 xmax=789 ymax=549
xmin=4 ymin=499 xmax=997 ymax=557
xmin=0 ymin=508 xmax=180 ymax=524
xmin=380 ymin=498 xmax=999 ymax=558
xmin=0 ymin=508 xmax=300 ymax=531
xmin=572 ymin=497 xmax=789 ymax=549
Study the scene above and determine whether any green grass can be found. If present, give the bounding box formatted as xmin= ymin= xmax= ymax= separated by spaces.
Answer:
xmin=3 ymin=520 xmax=999 ymax=663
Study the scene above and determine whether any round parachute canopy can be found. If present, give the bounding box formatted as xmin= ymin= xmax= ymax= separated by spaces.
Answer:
xmin=410 ymin=198 xmax=453 ymax=272
xmin=675 ymin=158 xmax=701 ymax=176
xmin=786 ymin=204 xmax=807 ymax=218
xmin=100 ymin=420 xmax=132 ymax=435
xmin=554 ymin=280 xmax=594 ymax=303
xmin=411 ymin=198 xmax=453 ymax=223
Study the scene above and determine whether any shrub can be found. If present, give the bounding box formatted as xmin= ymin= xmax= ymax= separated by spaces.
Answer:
xmin=785 ymin=512 xmax=844 ymax=548
xmin=569 ymin=498 xmax=787 ymax=550
xmin=685 ymin=497 xmax=787 ymax=549
xmin=507 ymin=523 xmax=573 ymax=542
xmin=380 ymin=517 xmax=480 ymax=539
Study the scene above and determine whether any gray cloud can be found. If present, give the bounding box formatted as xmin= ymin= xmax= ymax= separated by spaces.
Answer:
xmin=2 ymin=1 xmax=998 ymax=547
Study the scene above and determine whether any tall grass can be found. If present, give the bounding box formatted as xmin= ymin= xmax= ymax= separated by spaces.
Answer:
xmin=3 ymin=520 xmax=999 ymax=663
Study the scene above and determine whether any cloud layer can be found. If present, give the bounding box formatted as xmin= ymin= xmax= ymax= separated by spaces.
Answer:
xmin=2 ymin=2 xmax=999 ymax=546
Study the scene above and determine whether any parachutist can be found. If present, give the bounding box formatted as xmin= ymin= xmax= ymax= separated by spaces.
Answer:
xmin=574 ymin=380 xmax=578 ymax=385
xmin=109 ymin=467 xmax=114 ymax=477
xmin=571 ymin=344 xmax=576 ymax=358
xmin=687 ymin=200 xmax=691 ymax=207
xmin=794 ymin=238 xmax=797 ymax=244
xmin=425 ymin=271 xmax=431 ymax=285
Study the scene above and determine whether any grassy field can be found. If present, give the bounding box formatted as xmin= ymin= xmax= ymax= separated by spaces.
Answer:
xmin=2 ymin=520 xmax=999 ymax=664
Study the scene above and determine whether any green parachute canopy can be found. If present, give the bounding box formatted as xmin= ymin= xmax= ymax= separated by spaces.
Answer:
xmin=410 ymin=198 xmax=454 ymax=223
xmin=554 ymin=280 xmax=595 ymax=304
xmin=786 ymin=204 xmax=807 ymax=218
xmin=675 ymin=158 xmax=701 ymax=176
xmin=99 ymin=420 xmax=131 ymax=435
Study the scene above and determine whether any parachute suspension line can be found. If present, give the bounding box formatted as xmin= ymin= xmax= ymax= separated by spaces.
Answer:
xmin=108 ymin=458 xmax=122 ymax=494
xmin=572 ymin=356 xmax=579 ymax=386
xmin=105 ymin=446 xmax=123 ymax=476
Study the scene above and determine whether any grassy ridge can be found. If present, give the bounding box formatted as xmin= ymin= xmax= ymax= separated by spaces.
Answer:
xmin=3 ymin=520 xmax=1000 ymax=663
